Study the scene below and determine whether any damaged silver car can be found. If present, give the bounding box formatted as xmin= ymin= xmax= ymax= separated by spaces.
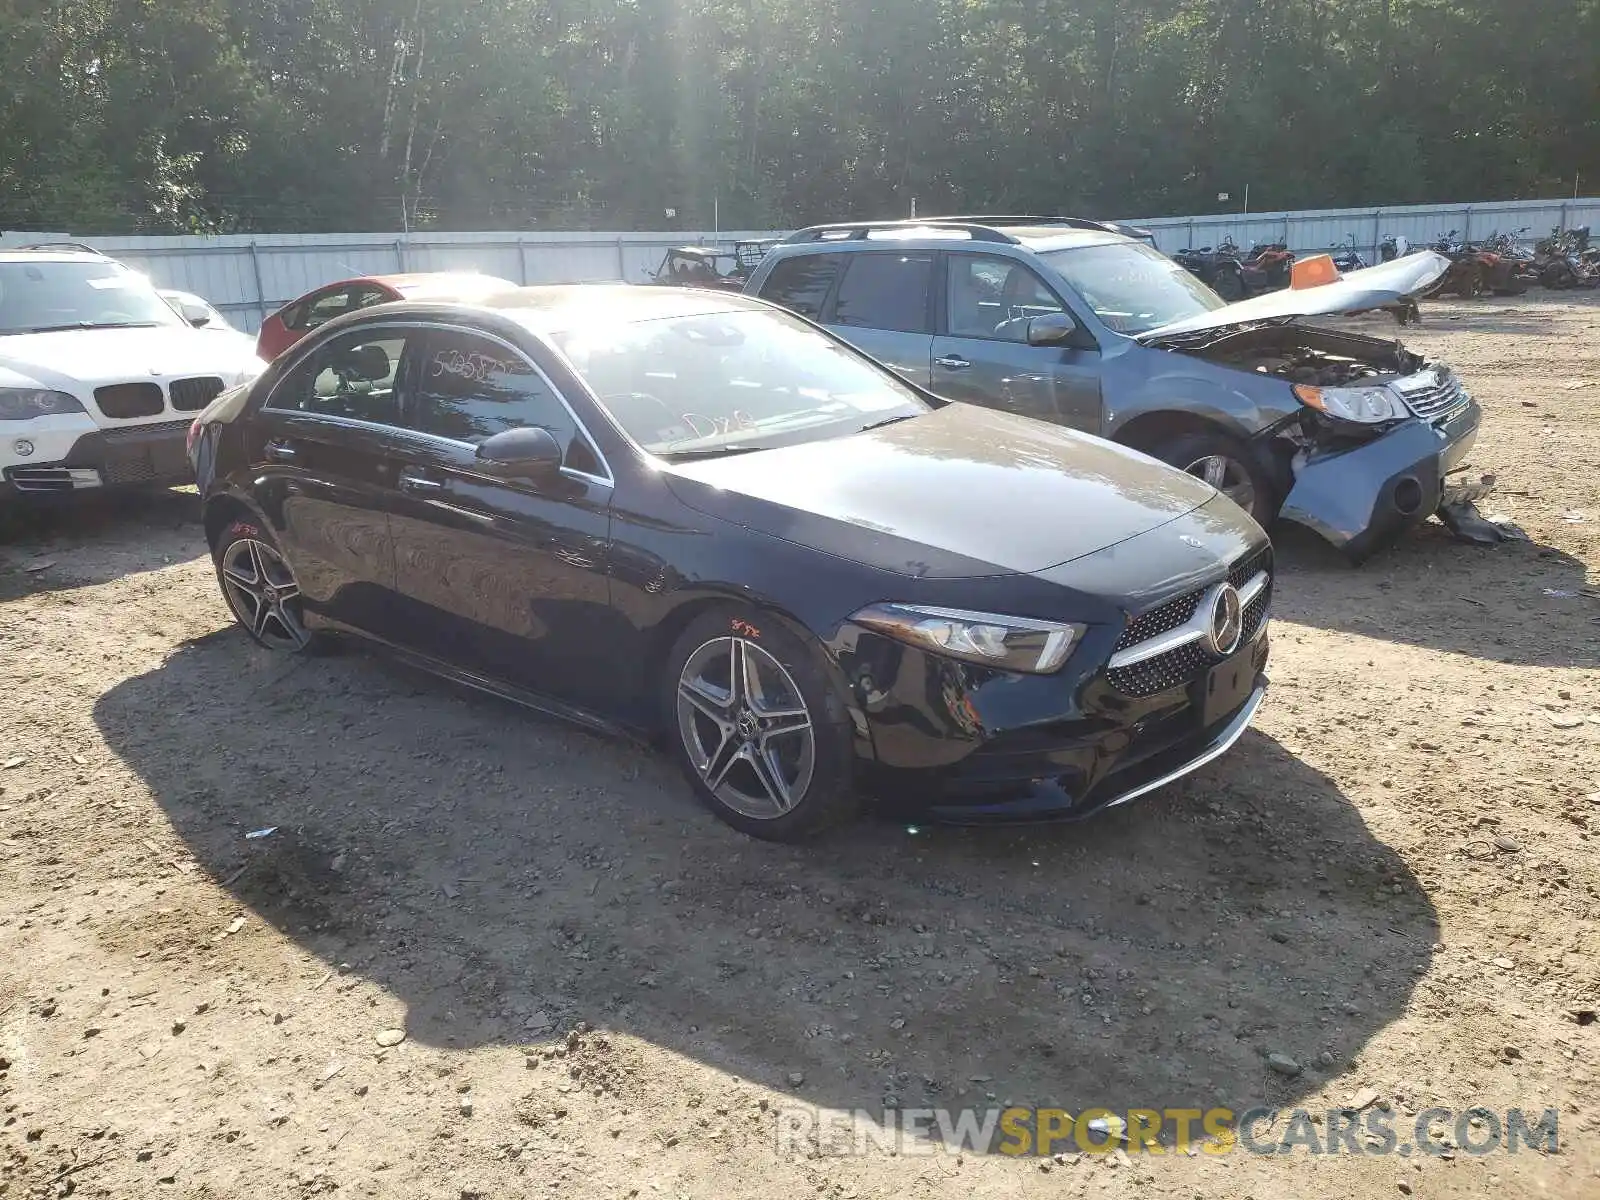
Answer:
xmin=746 ymin=217 xmax=1487 ymax=561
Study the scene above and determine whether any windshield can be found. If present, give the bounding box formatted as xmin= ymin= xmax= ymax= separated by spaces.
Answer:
xmin=1038 ymin=242 xmax=1229 ymax=335
xmin=552 ymin=307 xmax=931 ymax=458
xmin=0 ymin=260 xmax=183 ymax=335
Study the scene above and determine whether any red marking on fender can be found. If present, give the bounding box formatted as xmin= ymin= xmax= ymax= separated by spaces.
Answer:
xmin=230 ymin=521 xmax=261 ymax=538
xmin=730 ymin=618 xmax=761 ymax=639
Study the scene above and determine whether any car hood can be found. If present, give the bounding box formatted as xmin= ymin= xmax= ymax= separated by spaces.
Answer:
xmin=662 ymin=403 xmax=1219 ymax=578
xmin=0 ymin=325 xmax=265 ymax=391
xmin=1137 ymin=252 xmax=1452 ymax=341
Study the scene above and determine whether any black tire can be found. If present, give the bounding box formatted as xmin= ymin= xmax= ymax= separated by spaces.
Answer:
xmin=1213 ymin=267 xmax=1245 ymax=302
xmin=1146 ymin=430 xmax=1279 ymax=526
xmin=211 ymin=518 xmax=319 ymax=653
xmin=663 ymin=605 xmax=858 ymax=841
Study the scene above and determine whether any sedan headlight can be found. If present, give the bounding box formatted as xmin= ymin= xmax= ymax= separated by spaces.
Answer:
xmin=851 ymin=603 xmax=1083 ymax=674
xmin=0 ymin=388 xmax=87 ymax=421
xmin=1292 ymin=383 xmax=1409 ymax=424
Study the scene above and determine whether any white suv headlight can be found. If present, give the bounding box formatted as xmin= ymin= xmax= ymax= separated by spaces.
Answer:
xmin=0 ymin=388 xmax=87 ymax=421
xmin=1292 ymin=383 xmax=1409 ymax=424
xmin=851 ymin=604 xmax=1083 ymax=674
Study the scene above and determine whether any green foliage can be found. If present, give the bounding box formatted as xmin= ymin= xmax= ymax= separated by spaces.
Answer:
xmin=0 ymin=0 xmax=1595 ymax=233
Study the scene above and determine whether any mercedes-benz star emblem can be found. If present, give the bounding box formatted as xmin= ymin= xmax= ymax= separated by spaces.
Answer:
xmin=1204 ymin=582 xmax=1244 ymax=657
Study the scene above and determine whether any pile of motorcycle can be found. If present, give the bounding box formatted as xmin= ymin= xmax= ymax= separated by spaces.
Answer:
xmin=1171 ymin=236 xmax=1296 ymax=300
xmin=1384 ymin=226 xmax=1598 ymax=296
xmin=1532 ymin=225 xmax=1600 ymax=289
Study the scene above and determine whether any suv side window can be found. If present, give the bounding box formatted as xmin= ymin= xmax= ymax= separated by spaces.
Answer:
xmin=757 ymin=254 xmax=841 ymax=320
xmin=947 ymin=254 xmax=1065 ymax=341
xmin=831 ymin=252 xmax=935 ymax=333
xmin=411 ymin=331 xmax=603 ymax=476
xmin=266 ymin=328 xmax=410 ymax=425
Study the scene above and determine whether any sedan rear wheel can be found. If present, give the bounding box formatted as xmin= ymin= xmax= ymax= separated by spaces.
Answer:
xmin=215 ymin=525 xmax=313 ymax=652
xmin=665 ymin=607 xmax=856 ymax=840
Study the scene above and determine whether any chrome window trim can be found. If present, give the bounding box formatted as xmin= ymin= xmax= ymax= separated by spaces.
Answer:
xmin=261 ymin=318 xmax=614 ymax=489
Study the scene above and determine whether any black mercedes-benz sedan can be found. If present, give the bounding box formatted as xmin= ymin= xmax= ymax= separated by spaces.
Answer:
xmin=188 ymin=285 xmax=1271 ymax=841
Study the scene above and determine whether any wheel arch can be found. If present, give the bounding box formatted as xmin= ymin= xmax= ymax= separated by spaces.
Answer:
xmin=202 ymin=490 xmax=271 ymax=553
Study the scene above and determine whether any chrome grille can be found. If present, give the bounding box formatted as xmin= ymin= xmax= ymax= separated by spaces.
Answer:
xmin=1113 ymin=590 xmax=1201 ymax=652
xmin=1106 ymin=547 xmax=1272 ymax=698
xmin=1394 ymin=371 xmax=1468 ymax=421
xmin=1107 ymin=641 xmax=1212 ymax=698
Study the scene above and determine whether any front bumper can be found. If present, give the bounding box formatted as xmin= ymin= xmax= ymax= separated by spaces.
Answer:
xmin=1 ymin=418 xmax=194 ymax=497
xmin=845 ymin=620 xmax=1271 ymax=824
xmin=1278 ymin=398 xmax=1486 ymax=562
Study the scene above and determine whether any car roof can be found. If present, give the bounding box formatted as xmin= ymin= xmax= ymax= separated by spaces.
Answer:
xmin=363 ymin=283 xmax=766 ymax=336
xmin=0 ymin=249 xmax=125 ymax=264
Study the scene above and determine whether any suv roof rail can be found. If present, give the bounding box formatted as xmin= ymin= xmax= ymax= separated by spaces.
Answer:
xmin=784 ymin=220 xmax=1021 ymax=244
xmin=13 ymin=241 xmax=111 ymax=256
xmin=782 ymin=215 xmax=1150 ymax=246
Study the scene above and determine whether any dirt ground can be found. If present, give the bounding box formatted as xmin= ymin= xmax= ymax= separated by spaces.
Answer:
xmin=2 ymin=292 xmax=1598 ymax=1200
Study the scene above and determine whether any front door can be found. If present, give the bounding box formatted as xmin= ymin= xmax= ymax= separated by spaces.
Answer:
xmin=384 ymin=326 xmax=614 ymax=707
xmin=931 ymin=252 xmax=1104 ymax=432
xmin=250 ymin=325 xmax=418 ymax=637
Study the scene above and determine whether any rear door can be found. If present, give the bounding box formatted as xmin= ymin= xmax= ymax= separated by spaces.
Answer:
xmin=821 ymin=251 xmax=936 ymax=387
xmin=930 ymin=252 xmax=1104 ymax=431
xmin=250 ymin=325 xmax=417 ymax=637
xmin=383 ymin=325 xmax=615 ymax=706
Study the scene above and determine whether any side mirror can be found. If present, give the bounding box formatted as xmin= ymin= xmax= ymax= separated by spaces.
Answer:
xmin=183 ymin=305 xmax=212 ymax=327
xmin=1025 ymin=312 xmax=1080 ymax=347
xmin=475 ymin=425 xmax=563 ymax=480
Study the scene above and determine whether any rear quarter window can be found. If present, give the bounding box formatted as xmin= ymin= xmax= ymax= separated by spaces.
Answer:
xmin=757 ymin=255 xmax=841 ymax=320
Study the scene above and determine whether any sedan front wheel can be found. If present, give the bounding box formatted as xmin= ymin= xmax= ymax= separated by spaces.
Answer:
xmin=664 ymin=607 xmax=857 ymax=841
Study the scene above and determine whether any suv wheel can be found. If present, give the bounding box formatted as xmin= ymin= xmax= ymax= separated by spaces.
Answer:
xmin=1149 ymin=431 xmax=1277 ymax=525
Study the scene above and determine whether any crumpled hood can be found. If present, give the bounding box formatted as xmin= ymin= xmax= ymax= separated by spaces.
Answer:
xmin=1137 ymin=252 xmax=1452 ymax=341
xmin=662 ymin=403 xmax=1219 ymax=578
xmin=0 ymin=325 xmax=264 ymax=392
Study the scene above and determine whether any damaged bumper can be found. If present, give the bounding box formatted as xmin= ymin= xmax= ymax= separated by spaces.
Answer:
xmin=1278 ymin=397 xmax=1487 ymax=561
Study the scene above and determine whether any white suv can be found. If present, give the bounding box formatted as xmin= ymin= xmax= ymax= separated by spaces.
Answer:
xmin=0 ymin=250 xmax=265 ymax=501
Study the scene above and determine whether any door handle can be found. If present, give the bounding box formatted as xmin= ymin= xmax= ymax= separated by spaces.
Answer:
xmin=264 ymin=438 xmax=298 ymax=462
xmin=935 ymin=355 xmax=971 ymax=370
xmin=398 ymin=470 xmax=445 ymax=494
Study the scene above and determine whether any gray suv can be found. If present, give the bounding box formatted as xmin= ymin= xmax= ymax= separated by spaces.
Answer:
xmin=744 ymin=217 xmax=1489 ymax=561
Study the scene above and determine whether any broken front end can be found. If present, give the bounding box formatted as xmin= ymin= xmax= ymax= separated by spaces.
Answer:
xmin=1191 ymin=324 xmax=1492 ymax=561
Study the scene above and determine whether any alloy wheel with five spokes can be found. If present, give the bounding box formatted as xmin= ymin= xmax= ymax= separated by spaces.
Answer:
xmin=219 ymin=537 xmax=311 ymax=651
xmin=675 ymin=635 xmax=816 ymax=820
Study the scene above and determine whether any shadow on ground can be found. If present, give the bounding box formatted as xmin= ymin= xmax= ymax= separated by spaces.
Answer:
xmin=95 ymin=629 xmax=1438 ymax=1133
xmin=1272 ymin=521 xmax=1597 ymax=668
xmin=0 ymin=489 xmax=205 ymax=599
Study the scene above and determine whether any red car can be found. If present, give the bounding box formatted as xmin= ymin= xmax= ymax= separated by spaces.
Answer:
xmin=255 ymin=273 xmax=517 ymax=361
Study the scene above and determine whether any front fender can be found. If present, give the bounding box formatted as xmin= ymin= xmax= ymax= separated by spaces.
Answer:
xmin=1102 ymin=349 xmax=1300 ymax=439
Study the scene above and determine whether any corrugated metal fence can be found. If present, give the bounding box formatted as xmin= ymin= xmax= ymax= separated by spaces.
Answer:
xmin=1125 ymin=196 xmax=1600 ymax=262
xmin=6 ymin=195 xmax=1598 ymax=333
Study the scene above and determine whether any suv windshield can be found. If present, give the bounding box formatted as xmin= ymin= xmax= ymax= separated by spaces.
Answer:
xmin=0 ymin=260 xmax=183 ymax=335
xmin=1038 ymin=242 xmax=1228 ymax=335
xmin=553 ymin=307 xmax=930 ymax=458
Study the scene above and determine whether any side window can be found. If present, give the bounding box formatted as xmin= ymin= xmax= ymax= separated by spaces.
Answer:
xmin=411 ymin=332 xmax=602 ymax=475
xmin=350 ymin=286 xmax=392 ymax=312
xmin=757 ymin=254 xmax=841 ymax=320
xmin=831 ymin=252 xmax=935 ymax=334
xmin=947 ymin=255 xmax=1065 ymax=341
xmin=294 ymin=287 xmax=358 ymax=332
xmin=267 ymin=328 xmax=409 ymax=425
